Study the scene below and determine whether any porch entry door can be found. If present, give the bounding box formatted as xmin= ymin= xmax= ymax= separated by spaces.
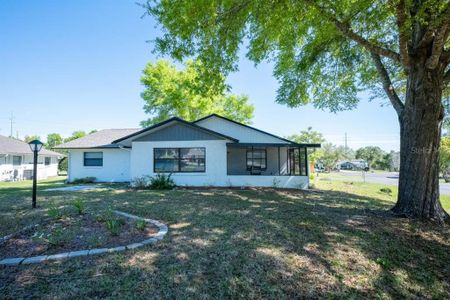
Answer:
xmin=288 ymin=148 xmax=301 ymax=175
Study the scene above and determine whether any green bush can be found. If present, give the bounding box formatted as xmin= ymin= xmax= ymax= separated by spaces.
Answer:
xmin=380 ymin=187 xmax=392 ymax=195
xmin=71 ymin=177 xmax=96 ymax=184
xmin=47 ymin=227 xmax=68 ymax=247
xmin=105 ymin=218 xmax=125 ymax=236
xmin=149 ymin=173 xmax=175 ymax=190
xmin=72 ymin=199 xmax=85 ymax=215
xmin=130 ymin=175 xmax=152 ymax=189
xmin=48 ymin=202 xmax=63 ymax=219
xmin=135 ymin=219 xmax=146 ymax=231
xmin=101 ymin=209 xmax=125 ymax=236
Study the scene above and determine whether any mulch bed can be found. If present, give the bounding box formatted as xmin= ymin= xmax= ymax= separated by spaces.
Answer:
xmin=0 ymin=213 xmax=158 ymax=258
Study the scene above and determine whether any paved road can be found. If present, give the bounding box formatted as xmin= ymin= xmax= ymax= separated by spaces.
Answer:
xmin=322 ymin=170 xmax=450 ymax=196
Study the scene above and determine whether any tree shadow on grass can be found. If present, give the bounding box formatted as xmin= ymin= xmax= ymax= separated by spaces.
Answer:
xmin=1 ymin=187 xmax=449 ymax=298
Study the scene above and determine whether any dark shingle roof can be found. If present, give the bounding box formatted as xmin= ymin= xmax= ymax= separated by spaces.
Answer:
xmin=0 ymin=135 xmax=63 ymax=156
xmin=54 ymin=129 xmax=140 ymax=149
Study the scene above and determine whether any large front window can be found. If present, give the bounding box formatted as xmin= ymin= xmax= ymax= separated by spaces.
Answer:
xmin=246 ymin=148 xmax=267 ymax=171
xmin=84 ymin=152 xmax=103 ymax=167
xmin=154 ymin=148 xmax=205 ymax=173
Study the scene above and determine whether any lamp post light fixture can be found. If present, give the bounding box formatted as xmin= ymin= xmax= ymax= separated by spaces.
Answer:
xmin=28 ymin=140 xmax=43 ymax=209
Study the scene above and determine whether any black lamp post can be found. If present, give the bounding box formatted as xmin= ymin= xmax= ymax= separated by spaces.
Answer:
xmin=28 ymin=140 xmax=43 ymax=209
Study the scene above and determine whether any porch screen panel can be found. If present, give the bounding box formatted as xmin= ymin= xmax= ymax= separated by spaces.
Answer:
xmin=299 ymin=147 xmax=307 ymax=176
xmin=154 ymin=148 xmax=179 ymax=172
xmin=180 ymin=148 xmax=205 ymax=172
xmin=246 ymin=149 xmax=267 ymax=170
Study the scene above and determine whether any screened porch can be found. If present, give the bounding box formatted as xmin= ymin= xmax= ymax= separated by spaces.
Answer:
xmin=226 ymin=143 xmax=308 ymax=176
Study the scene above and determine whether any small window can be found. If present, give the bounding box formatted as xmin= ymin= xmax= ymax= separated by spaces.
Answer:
xmin=154 ymin=148 xmax=206 ymax=173
xmin=45 ymin=157 xmax=51 ymax=165
xmin=84 ymin=152 xmax=103 ymax=167
xmin=246 ymin=149 xmax=267 ymax=171
xmin=12 ymin=156 xmax=22 ymax=166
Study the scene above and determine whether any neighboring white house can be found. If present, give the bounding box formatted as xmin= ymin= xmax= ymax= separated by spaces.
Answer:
xmin=0 ymin=135 xmax=64 ymax=182
xmin=56 ymin=114 xmax=321 ymax=189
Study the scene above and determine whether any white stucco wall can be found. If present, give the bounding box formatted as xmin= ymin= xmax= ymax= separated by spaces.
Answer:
xmin=67 ymin=148 xmax=130 ymax=182
xmin=0 ymin=154 xmax=59 ymax=181
xmin=130 ymin=140 xmax=309 ymax=188
xmin=195 ymin=116 xmax=290 ymax=144
xmin=227 ymin=175 xmax=308 ymax=189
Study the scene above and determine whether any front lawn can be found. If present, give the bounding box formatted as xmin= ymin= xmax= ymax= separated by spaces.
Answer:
xmin=0 ymin=177 xmax=449 ymax=298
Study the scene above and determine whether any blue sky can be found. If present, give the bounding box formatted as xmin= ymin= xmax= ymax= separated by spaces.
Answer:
xmin=0 ymin=0 xmax=400 ymax=151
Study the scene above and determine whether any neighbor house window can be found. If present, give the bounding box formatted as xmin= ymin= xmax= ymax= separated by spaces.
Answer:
xmin=154 ymin=148 xmax=205 ymax=173
xmin=246 ymin=148 xmax=267 ymax=171
xmin=45 ymin=157 xmax=51 ymax=165
xmin=12 ymin=156 xmax=22 ymax=166
xmin=83 ymin=152 xmax=103 ymax=166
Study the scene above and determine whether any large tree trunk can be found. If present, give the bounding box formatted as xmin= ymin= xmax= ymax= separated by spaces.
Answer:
xmin=393 ymin=54 xmax=449 ymax=223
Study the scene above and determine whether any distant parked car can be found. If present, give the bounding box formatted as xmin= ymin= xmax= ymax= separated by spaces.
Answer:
xmin=443 ymin=170 xmax=450 ymax=183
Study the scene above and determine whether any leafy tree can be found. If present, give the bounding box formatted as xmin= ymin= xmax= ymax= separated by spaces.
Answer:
xmin=287 ymin=127 xmax=325 ymax=144
xmin=287 ymin=127 xmax=325 ymax=164
xmin=440 ymin=137 xmax=450 ymax=172
xmin=46 ymin=133 xmax=63 ymax=149
xmin=355 ymin=146 xmax=386 ymax=169
xmin=24 ymin=135 xmax=41 ymax=143
xmin=146 ymin=0 xmax=450 ymax=222
xmin=140 ymin=60 xmax=254 ymax=126
xmin=378 ymin=153 xmax=394 ymax=171
xmin=64 ymin=131 xmax=86 ymax=143
xmin=316 ymin=143 xmax=340 ymax=171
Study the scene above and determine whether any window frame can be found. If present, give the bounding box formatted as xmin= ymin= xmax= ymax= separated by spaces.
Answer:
xmin=83 ymin=152 xmax=103 ymax=167
xmin=246 ymin=148 xmax=267 ymax=171
xmin=153 ymin=147 xmax=206 ymax=173
xmin=12 ymin=155 xmax=22 ymax=166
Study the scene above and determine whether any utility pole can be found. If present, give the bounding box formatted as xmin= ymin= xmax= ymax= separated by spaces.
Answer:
xmin=9 ymin=112 xmax=15 ymax=138
xmin=344 ymin=132 xmax=348 ymax=150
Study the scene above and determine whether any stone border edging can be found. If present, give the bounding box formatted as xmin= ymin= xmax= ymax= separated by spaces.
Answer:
xmin=0 ymin=210 xmax=168 ymax=266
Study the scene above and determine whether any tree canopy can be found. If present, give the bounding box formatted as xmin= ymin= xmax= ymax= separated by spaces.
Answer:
xmin=64 ymin=131 xmax=87 ymax=143
xmin=146 ymin=1 xmax=449 ymax=112
xmin=46 ymin=133 xmax=63 ymax=149
xmin=24 ymin=135 xmax=41 ymax=143
xmin=140 ymin=60 xmax=254 ymax=126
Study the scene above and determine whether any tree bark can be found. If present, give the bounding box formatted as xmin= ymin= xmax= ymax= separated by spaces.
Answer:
xmin=393 ymin=53 xmax=449 ymax=223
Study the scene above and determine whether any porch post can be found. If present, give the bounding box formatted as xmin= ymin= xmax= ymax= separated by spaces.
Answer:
xmin=304 ymin=147 xmax=309 ymax=176
xmin=277 ymin=146 xmax=280 ymax=175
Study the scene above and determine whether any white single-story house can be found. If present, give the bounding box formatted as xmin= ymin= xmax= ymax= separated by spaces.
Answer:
xmin=55 ymin=114 xmax=320 ymax=188
xmin=0 ymin=135 xmax=64 ymax=182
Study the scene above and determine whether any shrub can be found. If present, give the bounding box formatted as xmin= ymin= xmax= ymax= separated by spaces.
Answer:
xmin=135 ymin=219 xmax=146 ymax=231
xmin=48 ymin=202 xmax=63 ymax=219
xmin=72 ymin=199 xmax=85 ymax=215
xmin=47 ymin=227 xmax=68 ymax=247
xmin=130 ymin=175 xmax=152 ymax=189
xmin=105 ymin=218 xmax=124 ymax=236
xmin=149 ymin=173 xmax=175 ymax=190
xmin=380 ymin=187 xmax=392 ymax=195
xmin=71 ymin=177 xmax=96 ymax=184
xmin=101 ymin=209 xmax=125 ymax=236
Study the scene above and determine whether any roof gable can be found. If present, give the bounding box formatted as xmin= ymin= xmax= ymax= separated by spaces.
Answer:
xmin=134 ymin=122 xmax=229 ymax=142
xmin=194 ymin=114 xmax=294 ymax=144
xmin=113 ymin=117 xmax=238 ymax=146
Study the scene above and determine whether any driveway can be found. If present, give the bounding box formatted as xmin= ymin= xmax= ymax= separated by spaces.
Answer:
xmin=320 ymin=170 xmax=450 ymax=196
